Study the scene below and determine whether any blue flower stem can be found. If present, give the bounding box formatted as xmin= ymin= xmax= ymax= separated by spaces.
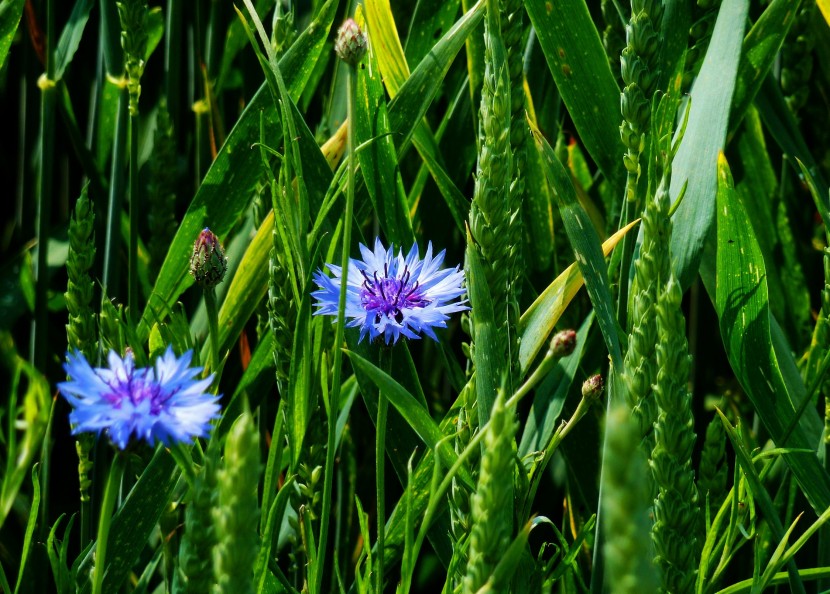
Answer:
xmin=375 ymin=350 xmax=390 ymax=593
xmin=204 ymin=287 xmax=220 ymax=375
xmin=314 ymin=56 xmax=358 ymax=594
xmin=92 ymin=452 xmax=126 ymax=594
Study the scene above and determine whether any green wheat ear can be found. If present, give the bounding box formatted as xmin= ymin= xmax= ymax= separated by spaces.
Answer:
xmin=178 ymin=443 xmax=219 ymax=594
xmin=619 ymin=0 xmax=663 ymax=206
xmin=117 ymin=0 xmax=148 ymax=115
xmin=212 ymin=412 xmax=262 ymax=594
xmin=147 ymin=98 xmax=178 ymax=283
xmin=603 ymin=404 xmax=660 ymax=594
xmin=467 ymin=0 xmax=515 ymax=404
xmin=65 ymin=185 xmax=97 ymax=516
xmin=697 ymin=413 xmax=729 ymax=520
xmin=462 ymin=385 xmax=517 ymax=594
xmin=651 ymin=274 xmax=700 ymax=594
xmin=65 ymin=185 xmax=97 ymax=359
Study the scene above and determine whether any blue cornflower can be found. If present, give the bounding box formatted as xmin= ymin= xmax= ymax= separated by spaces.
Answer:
xmin=312 ymin=238 xmax=469 ymax=344
xmin=58 ymin=347 xmax=221 ymax=450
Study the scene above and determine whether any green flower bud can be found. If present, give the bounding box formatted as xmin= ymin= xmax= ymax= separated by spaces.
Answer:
xmin=334 ymin=18 xmax=367 ymax=66
xmin=190 ymin=228 xmax=227 ymax=288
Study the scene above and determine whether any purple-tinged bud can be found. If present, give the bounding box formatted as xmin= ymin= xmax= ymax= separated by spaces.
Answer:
xmin=551 ymin=329 xmax=577 ymax=358
xmin=190 ymin=228 xmax=227 ymax=288
xmin=334 ymin=18 xmax=367 ymax=66
xmin=582 ymin=374 xmax=605 ymax=402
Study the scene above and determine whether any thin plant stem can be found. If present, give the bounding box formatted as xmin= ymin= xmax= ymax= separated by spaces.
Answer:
xmin=92 ymin=453 xmax=126 ymax=594
xmin=204 ymin=287 xmax=220 ymax=374
xmin=128 ymin=111 xmax=139 ymax=320
xmin=32 ymin=0 xmax=56 ymax=372
xmin=376 ymin=354 xmax=390 ymax=593
xmin=314 ymin=57 xmax=357 ymax=594
xmin=100 ymin=0 xmax=128 ymax=299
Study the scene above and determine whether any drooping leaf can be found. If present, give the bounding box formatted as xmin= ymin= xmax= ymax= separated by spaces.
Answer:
xmin=715 ymin=152 xmax=830 ymax=517
xmin=524 ymin=0 xmax=624 ymax=191
xmin=529 ymin=118 xmax=624 ymax=370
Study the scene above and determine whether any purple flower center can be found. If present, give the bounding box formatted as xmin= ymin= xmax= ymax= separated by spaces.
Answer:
xmin=360 ymin=264 xmax=430 ymax=324
xmin=104 ymin=369 xmax=171 ymax=416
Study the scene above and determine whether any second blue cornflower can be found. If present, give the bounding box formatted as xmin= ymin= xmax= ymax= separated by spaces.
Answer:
xmin=312 ymin=238 xmax=469 ymax=344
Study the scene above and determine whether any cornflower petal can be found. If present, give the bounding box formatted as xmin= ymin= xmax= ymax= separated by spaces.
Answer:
xmin=312 ymin=238 xmax=469 ymax=344
xmin=58 ymin=347 xmax=221 ymax=450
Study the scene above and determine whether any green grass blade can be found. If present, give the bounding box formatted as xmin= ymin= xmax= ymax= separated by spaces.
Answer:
xmin=346 ymin=349 xmax=474 ymax=490
xmin=0 ymin=0 xmax=24 ymax=71
xmin=519 ymin=313 xmax=593 ymax=457
xmin=670 ymin=0 xmax=748 ymax=290
xmin=355 ymin=10 xmax=414 ymax=247
xmin=729 ymin=0 xmax=805 ymax=134
xmin=403 ymin=0 xmax=461 ymax=68
xmin=54 ymin=0 xmax=94 ymax=80
xmin=518 ymin=220 xmax=637 ymax=374
xmin=715 ymin=411 xmax=805 ymax=594
xmin=529 ymin=118 xmax=623 ymax=370
xmin=523 ymin=0 xmax=624 ymax=190
xmin=754 ymin=76 xmax=829 ymax=221
xmin=13 ymin=465 xmax=39 ymax=594
xmin=76 ymin=448 xmax=178 ymax=593
xmin=139 ymin=0 xmax=337 ymax=338
xmin=715 ymin=152 xmax=830 ymax=516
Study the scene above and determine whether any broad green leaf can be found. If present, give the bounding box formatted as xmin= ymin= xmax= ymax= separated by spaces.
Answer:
xmin=387 ymin=1 xmax=483 ymax=147
xmin=523 ymin=86 xmax=555 ymax=270
xmin=217 ymin=0 xmax=276 ymax=93
xmin=754 ymin=75 xmax=830 ymax=222
xmin=715 ymin=152 xmax=830 ymax=517
xmin=54 ymin=0 xmax=94 ymax=80
xmin=139 ymin=0 xmax=337 ymax=339
xmin=365 ymin=0 xmax=483 ymax=233
xmin=529 ymin=119 xmax=623 ymax=370
xmin=355 ymin=9 xmax=414 ymax=247
xmin=524 ymin=0 xmax=624 ymax=191
xmin=364 ymin=0 xmax=411 ymax=97
xmin=77 ymin=448 xmax=178 ymax=593
xmin=519 ymin=220 xmax=637 ymax=373
xmin=729 ymin=0 xmax=804 ymax=134
xmin=734 ymin=107 xmax=811 ymax=350
xmin=670 ymin=0 xmax=748 ymax=290
xmin=403 ymin=0 xmax=461 ymax=69
xmin=0 ymin=0 xmax=24 ymax=72
xmin=345 ymin=349 xmax=474 ymax=491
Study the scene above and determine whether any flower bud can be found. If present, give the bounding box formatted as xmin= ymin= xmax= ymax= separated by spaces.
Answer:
xmin=190 ymin=228 xmax=227 ymax=288
xmin=582 ymin=374 xmax=605 ymax=402
xmin=334 ymin=18 xmax=367 ymax=66
xmin=551 ymin=329 xmax=577 ymax=358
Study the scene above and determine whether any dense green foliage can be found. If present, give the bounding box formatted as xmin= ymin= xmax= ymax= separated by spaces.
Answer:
xmin=3 ymin=0 xmax=830 ymax=592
